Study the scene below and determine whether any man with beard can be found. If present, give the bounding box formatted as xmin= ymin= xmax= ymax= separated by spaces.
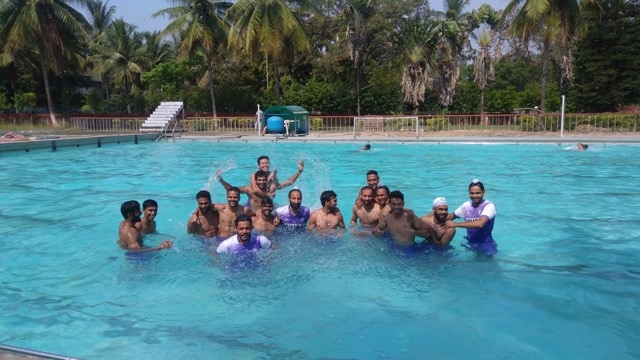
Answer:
xmin=307 ymin=190 xmax=345 ymax=233
xmin=275 ymin=188 xmax=310 ymax=229
xmin=216 ymin=215 xmax=272 ymax=254
xmin=218 ymin=170 xmax=273 ymax=215
xmin=350 ymin=186 xmax=381 ymax=228
xmin=213 ymin=187 xmax=252 ymax=239
xmin=373 ymin=191 xmax=441 ymax=248
xmin=118 ymin=200 xmax=172 ymax=251
xmin=135 ymin=199 xmax=158 ymax=234
xmin=252 ymin=197 xmax=280 ymax=234
xmin=419 ymin=197 xmax=456 ymax=247
xmin=187 ymin=190 xmax=220 ymax=238
xmin=354 ymin=170 xmax=384 ymax=208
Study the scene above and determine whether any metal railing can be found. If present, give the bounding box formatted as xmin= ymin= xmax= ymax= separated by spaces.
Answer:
xmin=2 ymin=113 xmax=638 ymax=135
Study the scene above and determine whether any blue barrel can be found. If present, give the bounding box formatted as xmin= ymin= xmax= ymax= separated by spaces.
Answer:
xmin=267 ymin=116 xmax=285 ymax=133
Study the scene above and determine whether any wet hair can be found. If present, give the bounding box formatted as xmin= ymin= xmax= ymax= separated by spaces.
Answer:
xmin=582 ymin=144 xmax=589 ymax=150
xmin=227 ymin=186 xmax=241 ymax=194
xmin=364 ymin=144 xmax=371 ymax=150
xmin=261 ymin=196 xmax=273 ymax=206
xmin=320 ymin=190 xmax=337 ymax=207
xmin=120 ymin=200 xmax=140 ymax=219
xmin=376 ymin=185 xmax=390 ymax=195
xmin=142 ymin=199 xmax=157 ymax=209
xmin=196 ymin=190 xmax=211 ymax=201
xmin=366 ymin=170 xmax=379 ymax=177
xmin=288 ymin=188 xmax=302 ymax=198
xmin=254 ymin=170 xmax=269 ymax=180
xmin=360 ymin=186 xmax=373 ymax=195
xmin=257 ymin=155 xmax=270 ymax=165
xmin=234 ymin=214 xmax=253 ymax=226
xmin=469 ymin=179 xmax=485 ymax=191
xmin=389 ymin=190 xmax=404 ymax=202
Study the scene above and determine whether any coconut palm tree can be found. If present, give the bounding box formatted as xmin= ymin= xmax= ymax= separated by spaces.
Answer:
xmin=92 ymin=19 xmax=150 ymax=113
xmin=0 ymin=0 xmax=90 ymax=125
xmin=399 ymin=19 xmax=438 ymax=112
xmin=226 ymin=0 xmax=310 ymax=105
xmin=155 ymin=0 xmax=231 ymax=117
xmin=86 ymin=0 xmax=115 ymax=40
xmin=503 ymin=0 xmax=599 ymax=110
xmin=473 ymin=27 xmax=500 ymax=114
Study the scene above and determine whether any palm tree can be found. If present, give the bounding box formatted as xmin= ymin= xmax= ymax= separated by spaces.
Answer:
xmin=0 ymin=0 xmax=90 ymax=125
xmin=155 ymin=0 xmax=231 ymax=117
xmin=503 ymin=0 xmax=599 ymax=110
xmin=86 ymin=0 xmax=115 ymax=40
xmin=226 ymin=0 xmax=310 ymax=105
xmin=92 ymin=19 xmax=150 ymax=113
xmin=432 ymin=0 xmax=472 ymax=107
xmin=473 ymin=27 xmax=500 ymax=114
xmin=399 ymin=20 xmax=438 ymax=112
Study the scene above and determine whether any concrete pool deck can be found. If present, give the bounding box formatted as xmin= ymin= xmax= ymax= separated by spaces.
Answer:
xmin=1 ymin=132 xmax=638 ymax=155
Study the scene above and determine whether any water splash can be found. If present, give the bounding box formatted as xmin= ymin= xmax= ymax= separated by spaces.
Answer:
xmin=203 ymin=159 xmax=237 ymax=194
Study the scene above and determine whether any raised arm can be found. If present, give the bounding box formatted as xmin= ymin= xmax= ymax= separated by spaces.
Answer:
xmin=275 ymin=160 xmax=304 ymax=190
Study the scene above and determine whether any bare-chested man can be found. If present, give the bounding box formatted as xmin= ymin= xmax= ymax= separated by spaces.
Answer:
xmin=419 ymin=197 xmax=456 ymax=247
xmin=187 ymin=190 xmax=220 ymax=238
xmin=308 ymin=190 xmax=346 ymax=234
xmin=118 ymin=200 xmax=172 ymax=251
xmin=249 ymin=155 xmax=305 ymax=193
xmin=252 ymin=197 xmax=281 ymax=234
xmin=376 ymin=185 xmax=391 ymax=218
xmin=350 ymin=186 xmax=381 ymax=228
xmin=218 ymin=170 xmax=276 ymax=215
xmin=135 ymin=199 xmax=158 ymax=234
xmin=213 ymin=187 xmax=252 ymax=239
xmin=355 ymin=170 xmax=384 ymax=207
xmin=373 ymin=191 xmax=441 ymax=247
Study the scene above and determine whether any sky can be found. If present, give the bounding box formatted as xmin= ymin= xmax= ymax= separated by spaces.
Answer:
xmin=105 ymin=0 xmax=508 ymax=33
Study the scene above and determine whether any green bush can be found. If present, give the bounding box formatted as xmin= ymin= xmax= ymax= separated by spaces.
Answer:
xmin=426 ymin=117 xmax=449 ymax=131
xmin=310 ymin=117 xmax=323 ymax=131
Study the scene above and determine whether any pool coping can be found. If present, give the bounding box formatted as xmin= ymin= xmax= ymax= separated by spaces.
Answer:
xmin=0 ymin=344 xmax=78 ymax=359
xmin=1 ymin=132 xmax=638 ymax=155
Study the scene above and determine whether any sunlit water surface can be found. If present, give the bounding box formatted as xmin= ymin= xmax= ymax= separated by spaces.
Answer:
xmin=1 ymin=141 xmax=639 ymax=359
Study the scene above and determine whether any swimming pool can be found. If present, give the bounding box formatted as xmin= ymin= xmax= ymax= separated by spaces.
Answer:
xmin=1 ymin=141 xmax=639 ymax=359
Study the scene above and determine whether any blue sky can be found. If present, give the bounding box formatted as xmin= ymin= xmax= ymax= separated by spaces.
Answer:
xmin=106 ymin=0 xmax=508 ymax=33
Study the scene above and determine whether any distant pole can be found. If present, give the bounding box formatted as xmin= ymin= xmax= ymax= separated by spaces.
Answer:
xmin=560 ymin=95 xmax=565 ymax=138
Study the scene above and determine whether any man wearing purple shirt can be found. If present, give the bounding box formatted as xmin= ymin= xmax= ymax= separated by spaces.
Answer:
xmin=216 ymin=215 xmax=272 ymax=254
xmin=275 ymin=188 xmax=310 ymax=229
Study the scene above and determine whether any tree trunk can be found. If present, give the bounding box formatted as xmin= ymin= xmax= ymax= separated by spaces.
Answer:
xmin=356 ymin=61 xmax=361 ymax=116
xmin=41 ymin=61 xmax=58 ymax=126
xmin=124 ymin=76 xmax=131 ymax=114
xmin=206 ymin=53 xmax=217 ymax=117
xmin=540 ymin=39 xmax=549 ymax=113
xmin=274 ymin=62 xmax=281 ymax=105
xmin=480 ymin=87 xmax=485 ymax=115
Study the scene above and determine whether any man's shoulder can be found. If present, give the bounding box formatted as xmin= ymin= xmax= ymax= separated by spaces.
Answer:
xmin=275 ymin=205 xmax=289 ymax=214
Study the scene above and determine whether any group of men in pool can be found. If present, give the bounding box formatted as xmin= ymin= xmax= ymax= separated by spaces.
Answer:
xmin=117 ymin=155 xmax=497 ymax=255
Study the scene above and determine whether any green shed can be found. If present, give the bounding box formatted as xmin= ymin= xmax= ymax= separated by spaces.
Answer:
xmin=263 ymin=105 xmax=309 ymax=135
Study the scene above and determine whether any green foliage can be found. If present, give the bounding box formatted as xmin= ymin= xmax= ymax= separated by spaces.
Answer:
xmin=360 ymin=65 xmax=403 ymax=115
xmin=82 ymin=89 xmax=106 ymax=113
xmin=0 ymin=92 xmax=10 ymax=110
xmin=282 ymin=79 xmax=351 ymax=115
xmin=425 ymin=117 xmax=449 ymax=131
xmin=518 ymin=115 xmax=559 ymax=131
xmin=15 ymin=92 xmax=37 ymax=109
xmin=310 ymin=117 xmax=323 ymax=131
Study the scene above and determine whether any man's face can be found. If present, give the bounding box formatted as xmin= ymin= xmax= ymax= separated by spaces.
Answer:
xmin=197 ymin=197 xmax=211 ymax=213
xmin=469 ymin=186 xmax=485 ymax=206
xmin=390 ymin=197 xmax=404 ymax=216
xmin=131 ymin=208 xmax=142 ymax=223
xmin=261 ymin=203 xmax=273 ymax=216
xmin=433 ymin=205 xmax=448 ymax=222
xmin=367 ymin=174 xmax=379 ymax=189
xmin=236 ymin=220 xmax=252 ymax=243
xmin=375 ymin=189 xmax=389 ymax=206
xmin=227 ymin=191 xmax=240 ymax=207
xmin=289 ymin=191 xmax=302 ymax=210
xmin=255 ymin=176 xmax=268 ymax=191
xmin=325 ymin=196 xmax=338 ymax=209
xmin=360 ymin=188 xmax=373 ymax=205
xmin=258 ymin=158 xmax=270 ymax=172
xmin=143 ymin=206 xmax=157 ymax=221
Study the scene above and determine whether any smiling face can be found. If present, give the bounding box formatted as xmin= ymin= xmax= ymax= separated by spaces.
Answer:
xmin=143 ymin=206 xmax=157 ymax=221
xmin=261 ymin=202 xmax=273 ymax=216
xmin=389 ymin=197 xmax=404 ymax=216
xmin=289 ymin=190 xmax=302 ymax=211
xmin=433 ymin=205 xmax=448 ymax=222
xmin=360 ymin=187 xmax=374 ymax=206
xmin=375 ymin=188 xmax=389 ymax=206
xmin=227 ymin=190 xmax=240 ymax=207
xmin=367 ymin=174 xmax=380 ymax=189
xmin=236 ymin=220 xmax=252 ymax=243
xmin=255 ymin=176 xmax=268 ymax=191
xmin=197 ymin=197 xmax=211 ymax=213
xmin=258 ymin=158 xmax=270 ymax=172
xmin=468 ymin=185 xmax=485 ymax=207
xmin=325 ymin=196 xmax=338 ymax=210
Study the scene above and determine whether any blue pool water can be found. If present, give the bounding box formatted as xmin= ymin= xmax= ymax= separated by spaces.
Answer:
xmin=1 ymin=141 xmax=639 ymax=359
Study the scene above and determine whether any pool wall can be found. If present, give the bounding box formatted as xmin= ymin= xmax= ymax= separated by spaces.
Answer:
xmin=0 ymin=134 xmax=159 ymax=155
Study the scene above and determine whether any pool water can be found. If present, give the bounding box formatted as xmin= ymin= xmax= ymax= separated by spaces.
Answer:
xmin=1 ymin=141 xmax=639 ymax=359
